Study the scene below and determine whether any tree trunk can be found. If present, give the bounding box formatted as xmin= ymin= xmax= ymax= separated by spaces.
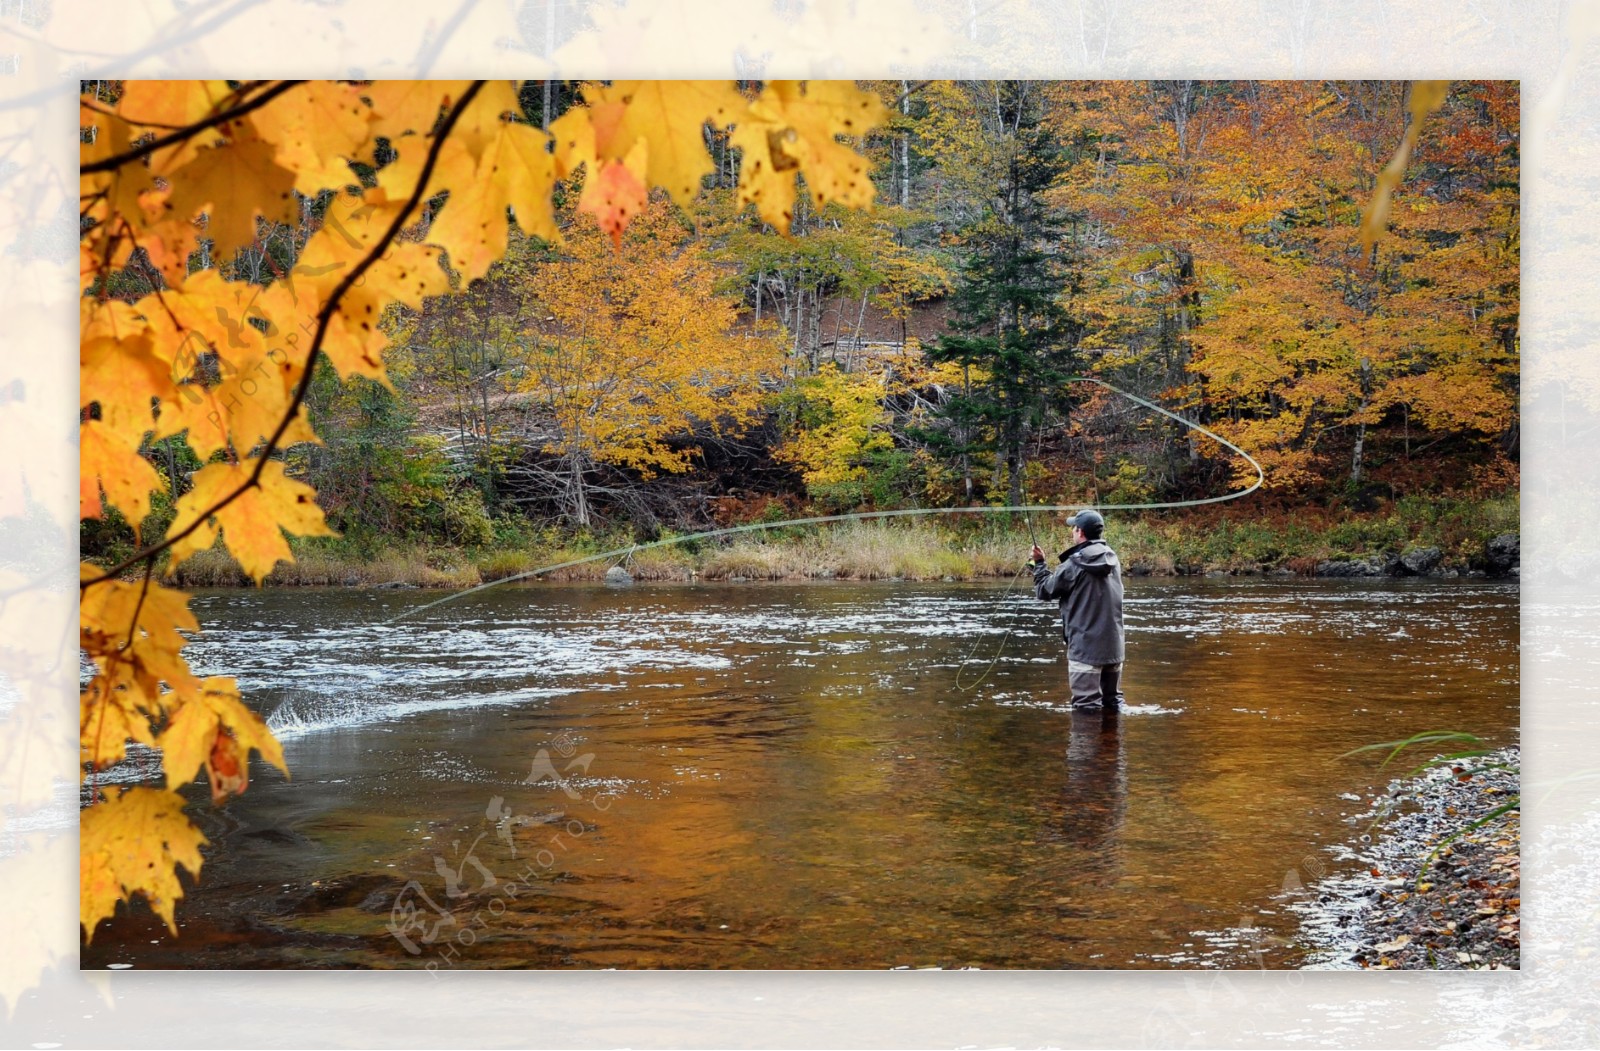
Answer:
xmin=829 ymin=291 xmax=846 ymax=365
xmin=961 ymin=363 xmax=973 ymax=500
xmin=568 ymin=445 xmax=590 ymax=527
xmin=791 ymin=284 xmax=805 ymax=369
xmin=1006 ymin=432 xmax=1024 ymax=506
xmin=899 ymin=78 xmax=911 ymax=207
xmin=1351 ymin=356 xmax=1373 ymax=485
xmin=847 ymin=291 xmax=869 ymax=371
xmin=808 ymin=289 xmax=822 ymax=373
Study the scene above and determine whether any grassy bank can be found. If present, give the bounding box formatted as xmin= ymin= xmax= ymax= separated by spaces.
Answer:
xmin=147 ymin=492 xmax=1519 ymax=589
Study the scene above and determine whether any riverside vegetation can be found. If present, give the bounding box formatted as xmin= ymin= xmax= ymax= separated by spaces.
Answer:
xmin=121 ymin=491 xmax=1519 ymax=588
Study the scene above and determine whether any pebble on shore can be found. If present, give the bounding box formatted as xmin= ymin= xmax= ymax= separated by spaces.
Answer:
xmin=1294 ymin=746 xmax=1520 ymax=970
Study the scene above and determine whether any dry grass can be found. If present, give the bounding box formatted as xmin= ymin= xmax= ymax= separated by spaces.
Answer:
xmin=164 ymin=523 xmax=1040 ymax=589
xmin=141 ymin=493 xmax=1519 ymax=589
xmin=699 ymin=521 xmax=1031 ymax=581
xmin=169 ymin=543 xmax=480 ymax=588
xmin=699 ymin=542 xmax=797 ymax=580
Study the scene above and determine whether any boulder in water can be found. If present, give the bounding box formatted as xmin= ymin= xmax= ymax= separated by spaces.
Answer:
xmin=605 ymin=565 xmax=634 ymax=586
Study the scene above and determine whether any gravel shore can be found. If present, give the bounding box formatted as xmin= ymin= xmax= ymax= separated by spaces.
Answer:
xmin=1294 ymin=746 xmax=1520 ymax=969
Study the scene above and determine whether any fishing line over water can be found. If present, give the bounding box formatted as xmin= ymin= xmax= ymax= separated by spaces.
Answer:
xmin=388 ymin=378 xmax=1264 ymax=626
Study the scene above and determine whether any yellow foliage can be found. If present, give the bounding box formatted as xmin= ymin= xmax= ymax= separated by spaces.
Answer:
xmin=80 ymin=788 xmax=206 ymax=942
xmin=165 ymin=459 xmax=337 ymax=583
xmin=775 ymin=364 xmax=893 ymax=488
xmin=521 ymin=199 xmax=783 ymax=478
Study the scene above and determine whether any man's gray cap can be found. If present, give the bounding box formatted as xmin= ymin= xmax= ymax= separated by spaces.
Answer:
xmin=1067 ymin=508 xmax=1105 ymax=531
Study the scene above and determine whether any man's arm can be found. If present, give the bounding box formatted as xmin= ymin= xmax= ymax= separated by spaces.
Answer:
xmin=1034 ymin=558 xmax=1074 ymax=600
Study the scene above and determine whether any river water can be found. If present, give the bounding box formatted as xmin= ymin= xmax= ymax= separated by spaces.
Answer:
xmin=80 ymin=576 xmax=1518 ymax=970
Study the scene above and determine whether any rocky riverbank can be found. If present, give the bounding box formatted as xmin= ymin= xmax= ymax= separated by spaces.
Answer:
xmin=1294 ymin=746 xmax=1521 ymax=969
xmin=1309 ymin=532 xmax=1519 ymax=579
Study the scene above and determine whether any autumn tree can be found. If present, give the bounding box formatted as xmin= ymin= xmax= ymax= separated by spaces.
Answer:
xmin=774 ymin=363 xmax=894 ymax=508
xmin=518 ymin=199 xmax=785 ymax=526
xmin=1052 ymin=80 xmax=1518 ymax=495
xmin=716 ymin=202 xmax=951 ymax=375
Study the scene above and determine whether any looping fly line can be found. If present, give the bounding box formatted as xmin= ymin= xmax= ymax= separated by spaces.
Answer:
xmin=387 ymin=377 xmax=1264 ymax=625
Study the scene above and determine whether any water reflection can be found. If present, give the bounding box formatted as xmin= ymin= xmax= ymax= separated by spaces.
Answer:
xmin=1054 ymin=710 xmax=1127 ymax=882
xmin=80 ymin=578 xmax=1518 ymax=970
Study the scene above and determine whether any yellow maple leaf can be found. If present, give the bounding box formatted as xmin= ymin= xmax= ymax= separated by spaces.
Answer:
xmin=425 ymin=123 xmax=560 ymax=283
xmin=493 ymin=122 xmax=561 ymax=245
xmin=159 ymin=676 xmax=287 ymax=795
xmin=165 ymin=459 xmax=336 ymax=582
xmin=364 ymin=80 xmax=471 ymax=142
xmin=450 ymin=80 xmax=525 ymax=162
xmin=115 ymin=80 xmax=236 ymax=174
xmin=590 ymin=80 xmax=746 ymax=208
xmin=80 ymin=332 xmax=163 ymax=433
xmin=116 ymin=80 xmax=234 ymax=127
xmin=298 ymin=192 xmax=453 ymax=322
xmin=79 ymin=566 xmax=200 ymax=702
xmin=141 ymin=273 xmax=321 ymax=454
xmin=733 ymin=80 xmax=888 ymax=234
xmin=80 ymin=116 xmax=157 ymax=235
xmin=729 ymin=119 xmax=800 ymax=233
xmin=337 ymin=245 xmax=452 ymax=376
xmin=372 ymin=129 xmax=463 ymax=205
xmin=149 ymin=333 xmax=315 ymax=459
xmin=550 ymin=103 xmax=599 ymax=181
xmin=247 ymin=80 xmax=372 ymax=195
xmin=161 ymin=128 xmax=300 ymax=260
xmin=140 ymin=269 xmax=271 ymax=363
xmin=152 ymin=377 xmax=320 ymax=461
xmin=80 ymin=787 xmax=206 ymax=941
xmin=79 ymin=421 xmax=164 ymax=532
xmin=79 ymin=674 xmax=157 ymax=774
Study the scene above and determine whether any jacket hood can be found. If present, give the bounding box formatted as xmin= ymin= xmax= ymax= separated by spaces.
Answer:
xmin=1062 ymin=539 xmax=1119 ymax=577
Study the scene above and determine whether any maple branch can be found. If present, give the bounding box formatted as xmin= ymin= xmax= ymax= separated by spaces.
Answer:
xmin=81 ymin=81 xmax=487 ymax=592
xmin=87 ymin=82 xmax=272 ymax=131
xmin=115 ymin=562 xmax=156 ymax=655
xmin=80 ymin=80 xmax=304 ymax=175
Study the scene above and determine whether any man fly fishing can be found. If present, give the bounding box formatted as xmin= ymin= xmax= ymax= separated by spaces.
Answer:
xmin=1029 ymin=509 xmax=1126 ymax=712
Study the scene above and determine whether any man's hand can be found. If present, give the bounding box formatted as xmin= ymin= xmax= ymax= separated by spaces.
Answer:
xmin=1031 ymin=544 xmax=1045 ymax=565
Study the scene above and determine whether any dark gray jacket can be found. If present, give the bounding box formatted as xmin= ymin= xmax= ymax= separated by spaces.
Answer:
xmin=1033 ymin=539 xmax=1125 ymax=665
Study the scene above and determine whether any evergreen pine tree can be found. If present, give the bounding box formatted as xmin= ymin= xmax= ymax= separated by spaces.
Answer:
xmin=922 ymin=82 xmax=1083 ymax=505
